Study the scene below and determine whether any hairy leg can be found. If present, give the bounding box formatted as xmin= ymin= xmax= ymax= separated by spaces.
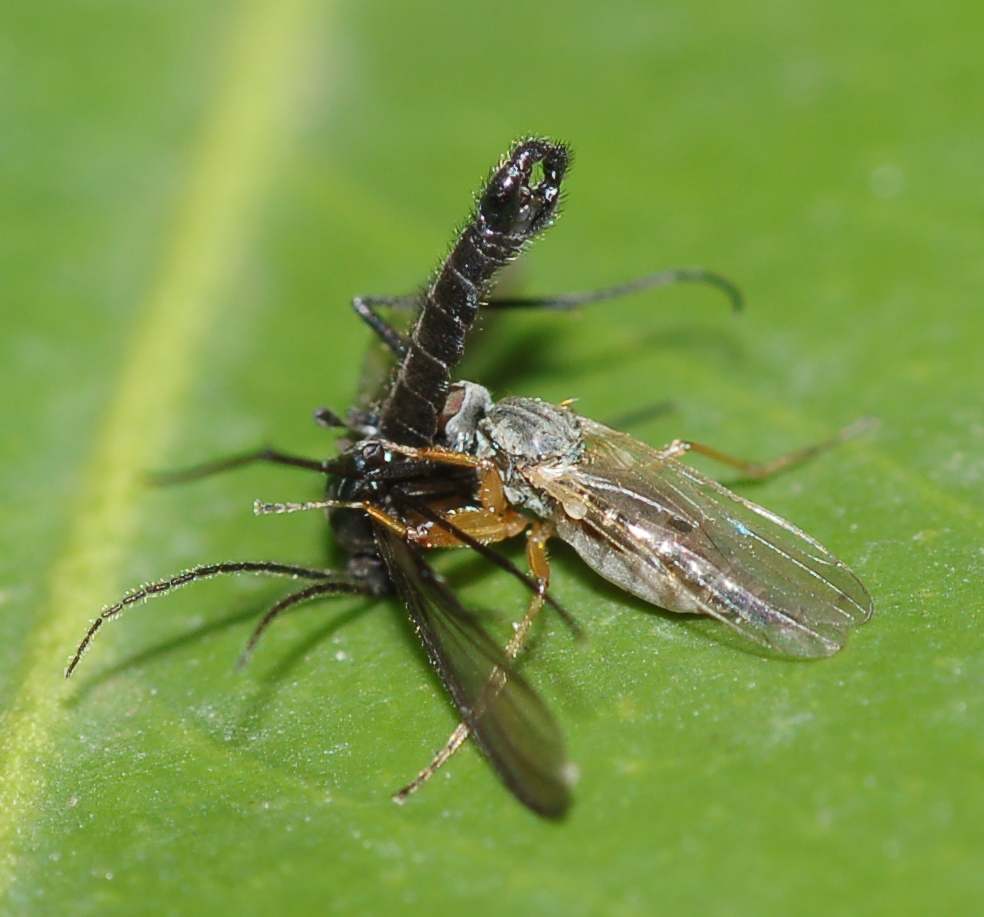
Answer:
xmin=236 ymin=579 xmax=370 ymax=668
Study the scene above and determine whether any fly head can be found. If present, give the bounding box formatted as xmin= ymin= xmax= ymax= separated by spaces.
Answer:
xmin=439 ymin=381 xmax=493 ymax=452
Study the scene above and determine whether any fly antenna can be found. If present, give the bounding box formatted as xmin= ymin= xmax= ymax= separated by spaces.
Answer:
xmin=65 ymin=561 xmax=338 ymax=678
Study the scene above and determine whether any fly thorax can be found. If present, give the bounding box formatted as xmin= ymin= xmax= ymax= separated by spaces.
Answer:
xmin=476 ymin=396 xmax=584 ymax=516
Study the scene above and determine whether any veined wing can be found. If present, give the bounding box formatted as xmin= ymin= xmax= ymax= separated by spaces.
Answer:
xmin=535 ymin=419 xmax=872 ymax=658
xmin=374 ymin=524 xmax=571 ymax=817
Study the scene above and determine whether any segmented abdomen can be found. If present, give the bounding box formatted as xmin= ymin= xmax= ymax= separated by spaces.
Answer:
xmin=379 ymin=223 xmax=520 ymax=445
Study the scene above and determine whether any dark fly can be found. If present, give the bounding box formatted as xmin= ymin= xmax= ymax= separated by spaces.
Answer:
xmin=67 ymin=138 xmax=745 ymax=818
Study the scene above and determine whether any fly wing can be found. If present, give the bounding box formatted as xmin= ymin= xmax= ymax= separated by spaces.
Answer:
xmin=538 ymin=420 xmax=872 ymax=658
xmin=374 ymin=525 xmax=571 ymax=817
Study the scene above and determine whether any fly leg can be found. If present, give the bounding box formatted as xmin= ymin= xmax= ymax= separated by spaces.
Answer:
xmin=402 ymin=453 xmax=528 ymax=547
xmin=661 ymin=417 xmax=876 ymax=481
xmin=407 ymin=505 xmax=528 ymax=547
xmin=148 ymin=447 xmax=337 ymax=485
xmin=373 ymin=441 xmax=483 ymax=470
xmin=351 ymin=294 xmax=419 ymax=357
xmin=369 ymin=441 xmax=521 ymax=545
xmin=354 ymin=267 xmax=743 ymax=352
xmin=393 ymin=520 xmax=555 ymax=806
xmin=484 ymin=267 xmax=743 ymax=312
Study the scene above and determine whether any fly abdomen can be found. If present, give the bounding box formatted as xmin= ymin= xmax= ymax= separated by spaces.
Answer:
xmin=384 ymin=229 xmax=516 ymax=443
xmin=379 ymin=139 xmax=569 ymax=446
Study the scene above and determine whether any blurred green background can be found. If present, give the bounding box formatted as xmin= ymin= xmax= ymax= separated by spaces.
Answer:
xmin=2 ymin=1 xmax=981 ymax=914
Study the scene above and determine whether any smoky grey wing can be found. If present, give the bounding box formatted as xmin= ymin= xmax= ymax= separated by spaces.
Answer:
xmin=374 ymin=526 xmax=571 ymax=817
xmin=571 ymin=424 xmax=873 ymax=658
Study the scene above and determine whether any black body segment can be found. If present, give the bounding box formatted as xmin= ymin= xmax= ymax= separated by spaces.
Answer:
xmin=379 ymin=139 xmax=569 ymax=445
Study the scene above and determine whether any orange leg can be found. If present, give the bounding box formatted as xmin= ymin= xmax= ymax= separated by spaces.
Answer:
xmin=393 ymin=521 xmax=555 ymax=805
xmin=375 ymin=440 xmax=482 ymax=469
xmin=408 ymin=506 xmax=528 ymax=548
xmin=257 ymin=443 xmax=519 ymax=547
xmin=406 ymin=465 xmax=526 ymax=546
xmin=376 ymin=440 xmax=508 ymax=514
xmin=394 ymin=443 xmax=528 ymax=548
xmin=661 ymin=417 xmax=876 ymax=481
xmin=257 ymin=440 xmax=558 ymax=804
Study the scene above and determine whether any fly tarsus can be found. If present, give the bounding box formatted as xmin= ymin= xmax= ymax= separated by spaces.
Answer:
xmin=393 ymin=519 xmax=557 ymax=805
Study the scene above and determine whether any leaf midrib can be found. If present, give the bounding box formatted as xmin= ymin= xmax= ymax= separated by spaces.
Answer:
xmin=0 ymin=0 xmax=322 ymax=898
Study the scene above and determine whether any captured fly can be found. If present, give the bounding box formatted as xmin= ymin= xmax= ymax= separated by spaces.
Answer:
xmin=374 ymin=385 xmax=873 ymax=803
xmin=64 ymin=136 xmax=843 ymax=819
xmin=457 ymin=387 xmax=871 ymax=658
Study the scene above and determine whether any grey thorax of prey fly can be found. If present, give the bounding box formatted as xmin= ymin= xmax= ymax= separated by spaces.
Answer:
xmin=441 ymin=380 xmax=584 ymax=520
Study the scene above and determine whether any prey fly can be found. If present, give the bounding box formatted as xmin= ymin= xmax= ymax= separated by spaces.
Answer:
xmin=358 ymin=385 xmax=873 ymax=803
xmin=65 ymin=137 xmax=867 ymax=819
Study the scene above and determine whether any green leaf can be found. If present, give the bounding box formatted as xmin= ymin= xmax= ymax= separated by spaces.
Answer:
xmin=2 ymin=1 xmax=981 ymax=914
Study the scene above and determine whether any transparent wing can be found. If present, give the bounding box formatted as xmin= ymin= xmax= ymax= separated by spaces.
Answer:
xmin=539 ymin=420 xmax=872 ymax=658
xmin=374 ymin=525 xmax=571 ymax=816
